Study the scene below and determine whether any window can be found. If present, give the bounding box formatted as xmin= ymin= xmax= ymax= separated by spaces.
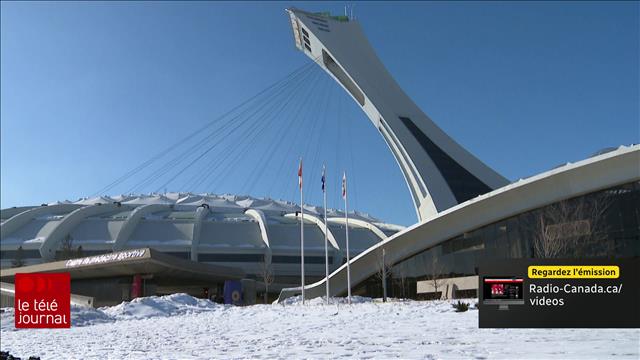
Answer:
xmin=199 ymin=253 xmax=265 ymax=263
xmin=1 ymin=249 xmax=41 ymax=259
xmin=306 ymin=15 xmax=328 ymax=23
xmin=272 ymin=255 xmax=333 ymax=265
xmin=311 ymin=21 xmax=330 ymax=30
xmin=322 ymin=49 xmax=365 ymax=106
xmin=398 ymin=116 xmax=492 ymax=203
xmin=351 ymin=181 xmax=640 ymax=299
xmin=164 ymin=252 xmax=190 ymax=259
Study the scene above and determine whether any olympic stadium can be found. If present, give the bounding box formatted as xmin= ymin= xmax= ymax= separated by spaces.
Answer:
xmin=0 ymin=193 xmax=401 ymax=287
xmin=1 ymin=8 xmax=639 ymax=306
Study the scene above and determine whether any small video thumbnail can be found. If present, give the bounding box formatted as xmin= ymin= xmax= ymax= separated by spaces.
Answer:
xmin=482 ymin=277 xmax=525 ymax=307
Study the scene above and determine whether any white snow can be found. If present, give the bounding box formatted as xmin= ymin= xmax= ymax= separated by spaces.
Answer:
xmin=1 ymin=294 xmax=638 ymax=359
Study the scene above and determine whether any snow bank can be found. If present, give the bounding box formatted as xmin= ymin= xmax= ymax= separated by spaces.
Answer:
xmin=1 ymin=295 xmax=638 ymax=359
xmin=68 ymin=304 xmax=115 ymax=327
xmin=1 ymin=293 xmax=224 ymax=330
xmin=0 ymin=295 xmax=468 ymax=333
xmin=103 ymin=293 xmax=221 ymax=320
xmin=278 ymin=295 xmax=376 ymax=306
xmin=0 ymin=308 xmax=15 ymax=331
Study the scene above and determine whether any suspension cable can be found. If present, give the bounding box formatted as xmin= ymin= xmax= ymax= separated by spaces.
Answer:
xmin=92 ymin=59 xmax=317 ymax=196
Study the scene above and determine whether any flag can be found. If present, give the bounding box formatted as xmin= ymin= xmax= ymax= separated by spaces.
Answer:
xmin=321 ymin=165 xmax=326 ymax=192
xmin=342 ymin=172 xmax=347 ymax=199
xmin=298 ymin=159 xmax=303 ymax=189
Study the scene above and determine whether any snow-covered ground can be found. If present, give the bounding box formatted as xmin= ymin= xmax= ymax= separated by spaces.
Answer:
xmin=1 ymin=294 xmax=638 ymax=359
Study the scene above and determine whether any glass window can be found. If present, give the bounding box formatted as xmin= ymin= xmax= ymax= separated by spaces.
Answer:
xmin=350 ymin=181 xmax=640 ymax=299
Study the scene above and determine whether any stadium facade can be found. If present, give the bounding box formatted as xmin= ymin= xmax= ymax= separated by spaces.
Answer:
xmin=0 ymin=194 xmax=402 ymax=304
xmin=1 ymin=8 xmax=638 ymax=305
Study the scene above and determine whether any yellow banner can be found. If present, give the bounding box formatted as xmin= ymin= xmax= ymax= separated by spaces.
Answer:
xmin=528 ymin=265 xmax=619 ymax=279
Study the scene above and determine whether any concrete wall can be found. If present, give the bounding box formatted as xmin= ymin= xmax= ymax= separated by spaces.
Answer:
xmin=416 ymin=275 xmax=478 ymax=299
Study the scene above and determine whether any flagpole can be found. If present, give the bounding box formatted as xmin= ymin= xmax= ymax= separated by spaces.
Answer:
xmin=299 ymin=159 xmax=305 ymax=304
xmin=343 ymin=172 xmax=352 ymax=305
xmin=322 ymin=165 xmax=329 ymax=304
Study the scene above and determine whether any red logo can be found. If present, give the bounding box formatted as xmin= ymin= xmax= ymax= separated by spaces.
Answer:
xmin=15 ymin=273 xmax=71 ymax=328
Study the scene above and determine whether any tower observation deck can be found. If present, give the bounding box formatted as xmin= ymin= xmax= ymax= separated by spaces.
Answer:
xmin=286 ymin=8 xmax=509 ymax=221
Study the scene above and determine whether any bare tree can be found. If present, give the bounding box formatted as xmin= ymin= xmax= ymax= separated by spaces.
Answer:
xmin=531 ymin=193 xmax=612 ymax=258
xmin=11 ymin=246 xmax=25 ymax=268
xmin=393 ymin=262 xmax=408 ymax=299
xmin=260 ymin=260 xmax=274 ymax=304
xmin=426 ymin=256 xmax=446 ymax=299
xmin=374 ymin=248 xmax=394 ymax=302
xmin=56 ymin=234 xmax=85 ymax=260
xmin=575 ymin=192 xmax=613 ymax=256
xmin=57 ymin=234 xmax=75 ymax=260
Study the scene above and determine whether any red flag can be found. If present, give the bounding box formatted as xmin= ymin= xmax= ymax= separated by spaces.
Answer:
xmin=298 ymin=159 xmax=303 ymax=189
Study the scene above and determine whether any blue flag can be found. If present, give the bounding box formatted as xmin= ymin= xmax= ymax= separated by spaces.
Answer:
xmin=321 ymin=165 xmax=326 ymax=192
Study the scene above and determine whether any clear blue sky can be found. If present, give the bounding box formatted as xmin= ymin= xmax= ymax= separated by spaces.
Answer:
xmin=2 ymin=1 xmax=638 ymax=226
